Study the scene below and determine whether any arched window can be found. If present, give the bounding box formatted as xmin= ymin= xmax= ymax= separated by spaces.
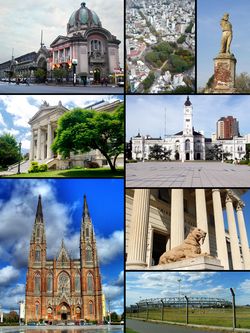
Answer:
xmin=89 ymin=301 xmax=93 ymax=314
xmin=75 ymin=273 xmax=80 ymax=292
xmin=35 ymin=303 xmax=39 ymax=317
xmin=86 ymin=246 xmax=92 ymax=262
xmin=47 ymin=273 xmax=53 ymax=293
xmin=87 ymin=273 xmax=93 ymax=291
xmin=34 ymin=273 xmax=41 ymax=293
xmin=185 ymin=139 xmax=190 ymax=151
xmin=35 ymin=247 xmax=41 ymax=261
xmin=58 ymin=272 xmax=70 ymax=295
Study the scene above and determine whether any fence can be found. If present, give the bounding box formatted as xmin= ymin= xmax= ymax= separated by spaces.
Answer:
xmin=126 ymin=294 xmax=250 ymax=329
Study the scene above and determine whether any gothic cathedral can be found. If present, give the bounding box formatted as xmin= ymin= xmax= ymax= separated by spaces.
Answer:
xmin=25 ymin=195 xmax=103 ymax=323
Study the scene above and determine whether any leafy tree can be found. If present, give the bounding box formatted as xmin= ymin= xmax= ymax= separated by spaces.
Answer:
xmin=148 ymin=144 xmax=171 ymax=160
xmin=111 ymin=312 xmax=119 ymax=322
xmin=235 ymin=72 xmax=250 ymax=93
xmin=177 ymin=34 xmax=186 ymax=44
xmin=34 ymin=68 xmax=46 ymax=83
xmin=51 ymin=105 xmax=124 ymax=172
xmin=244 ymin=143 xmax=250 ymax=160
xmin=142 ymin=71 xmax=155 ymax=91
xmin=185 ymin=22 xmax=194 ymax=33
xmin=206 ymin=74 xmax=214 ymax=89
xmin=206 ymin=144 xmax=232 ymax=161
xmin=53 ymin=68 xmax=67 ymax=82
xmin=0 ymin=134 xmax=20 ymax=169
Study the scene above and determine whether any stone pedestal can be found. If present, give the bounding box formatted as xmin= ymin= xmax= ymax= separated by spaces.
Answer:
xmin=213 ymin=53 xmax=236 ymax=93
xmin=149 ymin=256 xmax=224 ymax=270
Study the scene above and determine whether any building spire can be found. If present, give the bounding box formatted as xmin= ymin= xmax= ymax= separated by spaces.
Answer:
xmin=83 ymin=194 xmax=90 ymax=218
xmin=35 ymin=194 xmax=44 ymax=223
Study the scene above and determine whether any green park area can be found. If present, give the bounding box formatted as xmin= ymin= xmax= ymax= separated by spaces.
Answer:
xmin=128 ymin=307 xmax=250 ymax=329
xmin=145 ymin=41 xmax=194 ymax=73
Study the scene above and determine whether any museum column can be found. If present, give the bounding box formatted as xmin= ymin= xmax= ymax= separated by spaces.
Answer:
xmin=236 ymin=203 xmax=250 ymax=269
xmin=212 ymin=189 xmax=229 ymax=269
xmin=195 ymin=189 xmax=210 ymax=254
xmin=171 ymin=189 xmax=184 ymax=248
xmin=30 ymin=130 xmax=34 ymax=160
xmin=47 ymin=122 xmax=53 ymax=159
xmin=127 ymin=189 xmax=150 ymax=269
xmin=225 ymin=195 xmax=242 ymax=269
xmin=37 ymin=127 xmax=41 ymax=160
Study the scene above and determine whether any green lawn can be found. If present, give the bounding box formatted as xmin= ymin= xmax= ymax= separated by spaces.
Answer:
xmin=3 ymin=168 xmax=124 ymax=178
xmin=126 ymin=328 xmax=139 ymax=333
xmin=128 ymin=307 xmax=250 ymax=329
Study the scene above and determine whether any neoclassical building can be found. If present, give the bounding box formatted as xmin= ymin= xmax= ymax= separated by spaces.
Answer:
xmin=131 ymin=97 xmax=246 ymax=161
xmin=28 ymin=99 xmax=123 ymax=169
xmin=25 ymin=195 xmax=103 ymax=323
xmin=126 ymin=189 xmax=250 ymax=270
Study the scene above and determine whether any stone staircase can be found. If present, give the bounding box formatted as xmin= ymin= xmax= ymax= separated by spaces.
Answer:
xmin=7 ymin=159 xmax=30 ymax=173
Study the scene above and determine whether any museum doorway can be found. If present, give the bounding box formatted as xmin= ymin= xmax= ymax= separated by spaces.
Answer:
xmin=93 ymin=68 xmax=101 ymax=83
xmin=152 ymin=231 xmax=168 ymax=266
xmin=186 ymin=152 xmax=190 ymax=160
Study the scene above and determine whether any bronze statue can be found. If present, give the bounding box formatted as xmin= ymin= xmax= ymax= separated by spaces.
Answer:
xmin=220 ymin=13 xmax=232 ymax=54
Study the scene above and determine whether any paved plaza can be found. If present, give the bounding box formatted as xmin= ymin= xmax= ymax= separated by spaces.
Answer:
xmin=126 ymin=161 xmax=250 ymax=187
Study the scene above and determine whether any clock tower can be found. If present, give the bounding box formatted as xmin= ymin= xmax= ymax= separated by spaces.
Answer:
xmin=183 ymin=96 xmax=193 ymax=135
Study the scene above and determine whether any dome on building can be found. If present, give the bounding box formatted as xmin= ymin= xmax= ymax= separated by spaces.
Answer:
xmin=67 ymin=2 xmax=102 ymax=34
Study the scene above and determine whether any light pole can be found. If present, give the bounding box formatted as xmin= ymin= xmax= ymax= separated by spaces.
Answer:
xmin=108 ymin=299 xmax=111 ymax=324
xmin=72 ymin=59 xmax=78 ymax=86
xmin=17 ymin=141 xmax=22 ymax=174
xmin=177 ymin=278 xmax=182 ymax=309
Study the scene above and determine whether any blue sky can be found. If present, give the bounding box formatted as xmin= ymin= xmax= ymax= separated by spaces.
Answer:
xmin=127 ymin=272 xmax=250 ymax=306
xmin=126 ymin=95 xmax=250 ymax=141
xmin=0 ymin=95 xmax=124 ymax=151
xmin=197 ymin=0 xmax=250 ymax=87
xmin=0 ymin=179 xmax=124 ymax=314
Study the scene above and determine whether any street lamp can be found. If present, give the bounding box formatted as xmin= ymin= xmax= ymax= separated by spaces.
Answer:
xmin=108 ymin=299 xmax=111 ymax=324
xmin=177 ymin=278 xmax=182 ymax=309
xmin=17 ymin=141 xmax=22 ymax=174
xmin=72 ymin=58 xmax=78 ymax=86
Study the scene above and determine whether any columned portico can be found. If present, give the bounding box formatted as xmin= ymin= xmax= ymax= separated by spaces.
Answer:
xmin=236 ymin=202 xmax=250 ymax=269
xmin=225 ymin=194 xmax=242 ymax=269
xmin=170 ymin=189 xmax=184 ymax=248
xmin=37 ymin=127 xmax=42 ymax=160
xmin=47 ymin=122 xmax=53 ymax=159
xmin=30 ymin=130 xmax=34 ymax=160
xmin=126 ymin=189 xmax=250 ymax=270
xmin=212 ymin=189 xmax=229 ymax=269
xmin=195 ymin=189 xmax=210 ymax=254
xmin=127 ymin=189 xmax=150 ymax=269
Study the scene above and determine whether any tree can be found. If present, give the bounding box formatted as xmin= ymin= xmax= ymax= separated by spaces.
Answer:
xmin=206 ymin=144 xmax=232 ymax=161
xmin=51 ymin=105 xmax=124 ymax=172
xmin=177 ymin=34 xmax=186 ymax=44
xmin=0 ymin=133 xmax=20 ymax=169
xmin=235 ymin=72 xmax=250 ymax=93
xmin=53 ymin=68 xmax=67 ymax=83
xmin=34 ymin=68 xmax=46 ymax=83
xmin=110 ymin=312 xmax=119 ymax=322
xmin=148 ymin=144 xmax=171 ymax=160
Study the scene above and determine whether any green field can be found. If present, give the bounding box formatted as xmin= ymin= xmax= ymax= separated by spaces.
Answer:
xmin=126 ymin=329 xmax=139 ymax=333
xmin=127 ymin=307 xmax=250 ymax=329
xmin=2 ymin=168 xmax=124 ymax=178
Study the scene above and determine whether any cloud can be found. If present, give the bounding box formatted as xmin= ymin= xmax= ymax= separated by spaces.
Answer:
xmin=0 ymin=266 xmax=19 ymax=286
xmin=0 ymin=283 xmax=25 ymax=312
xmin=0 ymin=113 xmax=6 ymax=127
xmin=103 ymin=271 xmax=124 ymax=314
xmin=96 ymin=230 xmax=124 ymax=264
xmin=0 ymin=0 xmax=124 ymax=66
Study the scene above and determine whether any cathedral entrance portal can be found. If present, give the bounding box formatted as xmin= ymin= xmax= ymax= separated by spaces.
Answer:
xmin=60 ymin=303 xmax=70 ymax=321
xmin=197 ymin=153 xmax=201 ymax=160
xmin=61 ymin=313 xmax=67 ymax=320
xmin=186 ymin=152 xmax=190 ymax=160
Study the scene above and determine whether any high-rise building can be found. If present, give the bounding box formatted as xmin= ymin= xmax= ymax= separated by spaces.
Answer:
xmin=25 ymin=195 xmax=103 ymax=323
xmin=216 ymin=116 xmax=239 ymax=140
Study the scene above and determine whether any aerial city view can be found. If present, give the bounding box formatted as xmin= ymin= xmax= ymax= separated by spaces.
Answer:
xmin=126 ymin=0 xmax=195 ymax=93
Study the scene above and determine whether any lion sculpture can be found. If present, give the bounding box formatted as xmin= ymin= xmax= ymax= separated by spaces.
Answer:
xmin=158 ymin=227 xmax=208 ymax=265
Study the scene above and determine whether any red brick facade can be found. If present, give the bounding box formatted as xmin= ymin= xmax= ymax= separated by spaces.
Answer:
xmin=25 ymin=195 xmax=103 ymax=323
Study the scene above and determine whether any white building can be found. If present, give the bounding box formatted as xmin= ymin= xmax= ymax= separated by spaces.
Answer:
xmin=131 ymin=97 xmax=246 ymax=161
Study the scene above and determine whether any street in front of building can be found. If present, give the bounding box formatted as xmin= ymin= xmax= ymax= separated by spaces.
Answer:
xmin=126 ymin=161 xmax=250 ymax=188
xmin=0 ymin=82 xmax=123 ymax=93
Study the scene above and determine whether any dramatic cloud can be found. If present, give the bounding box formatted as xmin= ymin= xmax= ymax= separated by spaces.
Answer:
xmin=103 ymin=271 xmax=124 ymax=314
xmin=0 ymin=266 xmax=19 ymax=286
xmin=96 ymin=230 xmax=124 ymax=264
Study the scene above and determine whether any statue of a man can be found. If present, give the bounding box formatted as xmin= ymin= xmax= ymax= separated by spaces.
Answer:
xmin=220 ymin=13 xmax=232 ymax=54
